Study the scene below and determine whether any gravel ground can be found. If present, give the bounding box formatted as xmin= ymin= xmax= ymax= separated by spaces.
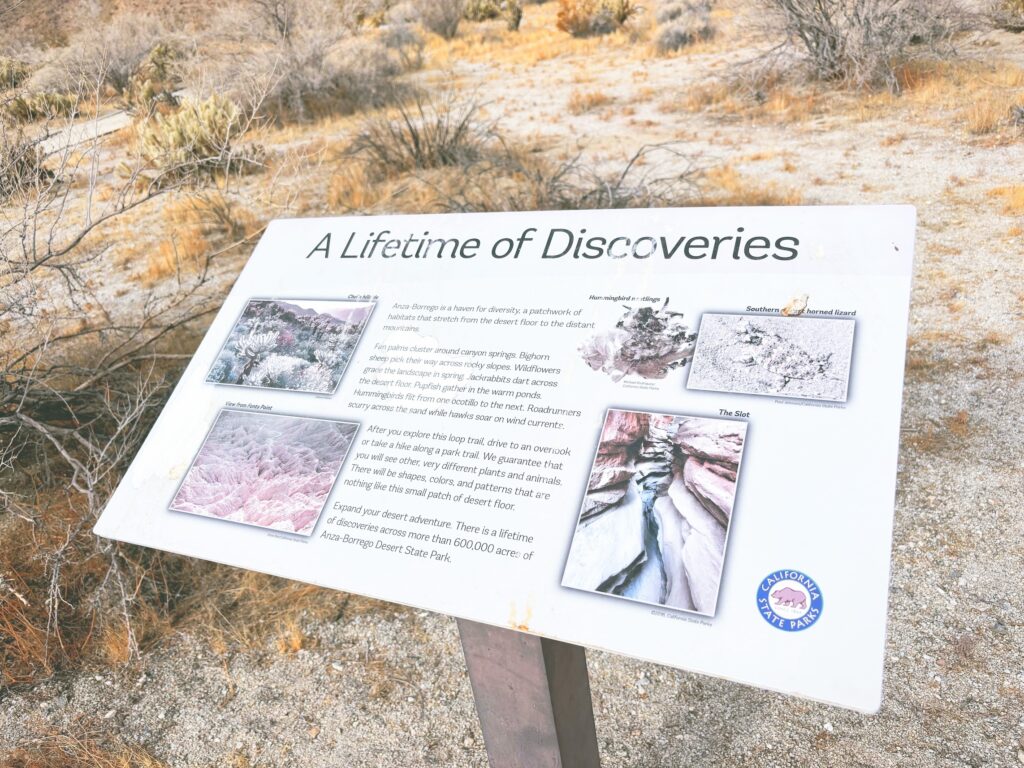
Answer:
xmin=3 ymin=4 xmax=1024 ymax=766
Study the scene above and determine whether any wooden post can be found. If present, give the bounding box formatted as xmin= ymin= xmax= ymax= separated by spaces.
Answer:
xmin=457 ymin=619 xmax=601 ymax=768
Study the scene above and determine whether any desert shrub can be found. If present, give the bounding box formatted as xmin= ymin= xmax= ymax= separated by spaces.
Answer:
xmin=3 ymin=91 xmax=78 ymax=122
xmin=505 ymin=1 xmax=525 ymax=30
xmin=414 ymin=0 xmax=466 ymax=38
xmin=0 ymin=57 xmax=31 ymax=90
xmin=557 ymin=0 xmax=640 ymax=37
xmin=988 ymin=0 xmax=1024 ymax=31
xmin=139 ymin=94 xmax=259 ymax=180
xmin=122 ymin=42 xmax=183 ymax=115
xmin=0 ymin=127 xmax=52 ymax=200
xmin=264 ymin=35 xmax=419 ymax=122
xmin=381 ymin=22 xmax=426 ymax=69
xmin=57 ymin=13 xmax=168 ymax=96
xmin=759 ymin=0 xmax=967 ymax=91
xmin=437 ymin=143 xmax=701 ymax=211
xmin=349 ymin=94 xmax=498 ymax=178
xmin=654 ymin=1 xmax=714 ymax=53
xmin=189 ymin=0 xmax=416 ymax=123
xmin=462 ymin=0 xmax=524 ymax=29
xmin=465 ymin=0 xmax=503 ymax=20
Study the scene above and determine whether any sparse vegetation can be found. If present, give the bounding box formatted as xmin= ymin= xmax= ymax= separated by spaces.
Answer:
xmin=0 ymin=126 xmax=50 ymax=200
xmin=3 ymin=91 xmax=78 ymax=123
xmin=414 ymin=0 xmax=466 ymax=38
xmin=348 ymin=94 xmax=499 ymax=177
xmin=988 ymin=0 xmax=1024 ymax=32
xmin=433 ymin=142 xmax=702 ymax=212
xmin=568 ymin=89 xmax=613 ymax=113
xmin=2 ymin=727 xmax=167 ymax=768
xmin=759 ymin=0 xmax=967 ymax=91
xmin=0 ymin=56 xmax=30 ymax=90
xmin=0 ymin=0 xmax=1021 ymax=762
xmin=654 ymin=0 xmax=714 ymax=53
xmin=557 ymin=0 xmax=640 ymax=37
xmin=139 ymin=95 xmax=259 ymax=180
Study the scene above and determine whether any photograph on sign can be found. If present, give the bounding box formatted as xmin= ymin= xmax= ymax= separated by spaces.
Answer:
xmin=205 ymin=298 xmax=376 ymax=395
xmin=562 ymin=409 xmax=746 ymax=616
xmin=94 ymin=205 xmax=915 ymax=713
xmin=578 ymin=300 xmax=698 ymax=382
xmin=687 ymin=313 xmax=856 ymax=402
xmin=169 ymin=409 xmax=358 ymax=535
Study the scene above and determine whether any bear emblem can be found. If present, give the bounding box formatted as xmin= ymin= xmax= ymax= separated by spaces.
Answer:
xmin=771 ymin=586 xmax=807 ymax=610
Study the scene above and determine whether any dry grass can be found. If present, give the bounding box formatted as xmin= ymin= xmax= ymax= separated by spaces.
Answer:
xmin=945 ymin=410 xmax=970 ymax=439
xmin=568 ymin=89 xmax=614 ymax=114
xmin=0 ymin=463 xmax=399 ymax=689
xmin=0 ymin=727 xmax=166 ymax=768
xmin=138 ymin=193 xmax=262 ymax=285
xmin=427 ymin=1 xmax=641 ymax=66
xmin=896 ymin=61 xmax=1024 ymax=139
xmin=678 ymin=60 xmax=1024 ymax=138
xmin=988 ymin=185 xmax=1024 ymax=216
xmin=703 ymin=164 xmax=803 ymax=206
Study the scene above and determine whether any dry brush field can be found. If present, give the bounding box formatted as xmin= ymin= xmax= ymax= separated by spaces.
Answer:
xmin=1 ymin=0 xmax=1023 ymax=766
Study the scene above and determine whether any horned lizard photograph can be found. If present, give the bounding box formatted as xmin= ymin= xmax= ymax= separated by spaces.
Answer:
xmin=687 ymin=313 xmax=856 ymax=401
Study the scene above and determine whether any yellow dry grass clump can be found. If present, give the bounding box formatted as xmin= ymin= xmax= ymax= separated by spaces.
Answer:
xmin=680 ymin=59 xmax=1024 ymax=139
xmin=1 ymin=729 xmax=166 ymax=768
xmin=704 ymin=165 xmax=803 ymax=206
xmin=141 ymin=192 xmax=262 ymax=285
xmin=988 ymin=185 xmax=1024 ymax=216
xmin=568 ymin=89 xmax=614 ymax=114
xmin=428 ymin=0 xmax=641 ymax=66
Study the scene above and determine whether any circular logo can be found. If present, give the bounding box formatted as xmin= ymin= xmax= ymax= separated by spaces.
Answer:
xmin=757 ymin=570 xmax=823 ymax=632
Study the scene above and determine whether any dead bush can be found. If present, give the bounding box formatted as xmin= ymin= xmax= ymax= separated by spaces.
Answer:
xmin=654 ymin=1 xmax=714 ymax=53
xmin=759 ymin=0 xmax=968 ymax=91
xmin=188 ymin=0 xmax=417 ymax=123
xmin=380 ymin=23 xmax=426 ymax=70
xmin=988 ymin=0 xmax=1024 ymax=31
xmin=349 ymin=94 xmax=499 ymax=178
xmin=58 ymin=13 xmax=169 ymax=97
xmin=139 ymin=94 xmax=261 ymax=180
xmin=0 ymin=126 xmax=52 ymax=200
xmin=557 ymin=0 xmax=640 ymax=37
xmin=413 ymin=0 xmax=466 ymax=38
xmin=435 ymin=142 xmax=701 ymax=211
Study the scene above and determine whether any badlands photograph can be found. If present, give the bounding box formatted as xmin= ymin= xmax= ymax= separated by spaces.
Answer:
xmin=169 ymin=410 xmax=357 ymax=535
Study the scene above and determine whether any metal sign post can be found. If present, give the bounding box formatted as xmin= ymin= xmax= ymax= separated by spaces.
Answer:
xmin=458 ymin=620 xmax=601 ymax=768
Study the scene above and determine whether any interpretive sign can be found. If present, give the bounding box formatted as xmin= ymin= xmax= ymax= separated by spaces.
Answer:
xmin=95 ymin=206 xmax=915 ymax=712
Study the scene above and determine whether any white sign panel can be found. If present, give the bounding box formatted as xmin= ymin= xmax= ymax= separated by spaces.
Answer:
xmin=95 ymin=206 xmax=915 ymax=712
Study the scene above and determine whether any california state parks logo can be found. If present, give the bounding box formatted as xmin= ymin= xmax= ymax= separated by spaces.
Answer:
xmin=758 ymin=570 xmax=823 ymax=632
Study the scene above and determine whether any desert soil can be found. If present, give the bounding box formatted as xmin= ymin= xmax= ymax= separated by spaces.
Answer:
xmin=3 ymin=3 xmax=1024 ymax=766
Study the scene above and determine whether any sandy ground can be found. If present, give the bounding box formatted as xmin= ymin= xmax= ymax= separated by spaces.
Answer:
xmin=3 ymin=4 xmax=1024 ymax=766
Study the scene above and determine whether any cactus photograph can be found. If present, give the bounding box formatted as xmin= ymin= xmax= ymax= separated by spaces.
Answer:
xmin=206 ymin=298 xmax=375 ymax=394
